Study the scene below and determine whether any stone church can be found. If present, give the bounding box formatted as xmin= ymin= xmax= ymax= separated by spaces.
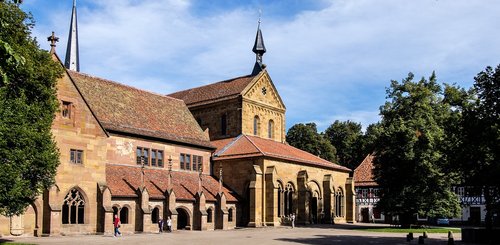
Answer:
xmin=0 ymin=1 xmax=355 ymax=237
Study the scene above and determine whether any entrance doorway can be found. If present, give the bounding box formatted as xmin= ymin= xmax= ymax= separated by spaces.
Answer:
xmin=309 ymin=196 xmax=318 ymax=224
xmin=470 ymin=207 xmax=481 ymax=226
xmin=176 ymin=208 xmax=190 ymax=230
xmin=361 ymin=208 xmax=369 ymax=223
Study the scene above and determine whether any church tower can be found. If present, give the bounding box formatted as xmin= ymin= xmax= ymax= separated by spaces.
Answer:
xmin=65 ymin=0 xmax=80 ymax=72
xmin=251 ymin=18 xmax=266 ymax=75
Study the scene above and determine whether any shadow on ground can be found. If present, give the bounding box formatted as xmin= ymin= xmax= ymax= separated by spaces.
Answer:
xmin=276 ymin=234 xmax=460 ymax=245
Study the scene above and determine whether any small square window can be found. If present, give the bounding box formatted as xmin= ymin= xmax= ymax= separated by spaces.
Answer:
xmin=70 ymin=149 xmax=83 ymax=164
xmin=62 ymin=101 xmax=72 ymax=118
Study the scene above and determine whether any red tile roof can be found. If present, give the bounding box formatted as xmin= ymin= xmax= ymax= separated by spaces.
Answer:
xmin=168 ymin=75 xmax=256 ymax=106
xmin=353 ymin=154 xmax=378 ymax=187
xmin=67 ymin=70 xmax=213 ymax=148
xmin=212 ymin=135 xmax=351 ymax=172
xmin=106 ymin=164 xmax=238 ymax=202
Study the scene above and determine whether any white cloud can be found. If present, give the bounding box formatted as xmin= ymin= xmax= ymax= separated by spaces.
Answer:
xmin=25 ymin=0 xmax=500 ymax=130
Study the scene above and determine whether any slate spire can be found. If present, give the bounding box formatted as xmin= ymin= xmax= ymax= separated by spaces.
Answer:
xmin=65 ymin=0 xmax=80 ymax=72
xmin=251 ymin=14 xmax=266 ymax=75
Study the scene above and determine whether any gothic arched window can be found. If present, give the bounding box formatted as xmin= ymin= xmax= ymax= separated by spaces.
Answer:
xmin=335 ymin=188 xmax=344 ymax=217
xmin=268 ymin=120 xmax=274 ymax=139
xmin=284 ymin=183 xmax=295 ymax=216
xmin=253 ymin=116 xmax=260 ymax=136
xmin=120 ymin=206 xmax=129 ymax=224
xmin=62 ymin=188 xmax=86 ymax=224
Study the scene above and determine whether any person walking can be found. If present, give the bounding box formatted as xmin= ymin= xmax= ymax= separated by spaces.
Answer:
xmin=371 ymin=213 xmax=375 ymax=223
xmin=158 ymin=217 xmax=164 ymax=233
xmin=290 ymin=213 xmax=296 ymax=228
xmin=113 ymin=214 xmax=121 ymax=237
xmin=166 ymin=216 xmax=172 ymax=232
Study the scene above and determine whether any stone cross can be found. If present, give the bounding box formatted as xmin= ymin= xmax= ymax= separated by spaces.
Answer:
xmin=47 ymin=31 xmax=59 ymax=53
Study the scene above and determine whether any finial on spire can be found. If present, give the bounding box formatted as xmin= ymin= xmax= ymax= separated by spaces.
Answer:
xmin=47 ymin=31 xmax=59 ymax=54
xmin=65 ymin=0 xmax=80 ymax=71
xmin=252 ymin=10 xmax=266 ymax=75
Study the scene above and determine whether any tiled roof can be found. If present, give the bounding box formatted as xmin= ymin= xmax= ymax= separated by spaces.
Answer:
xmin=168 ymin=75 xmax=256 ymax=106
xmin=67 ymin=70 xmax=213 ymax=148
xmin=212 ymin=135 xmax=351 ymax=172
xmin=353 ymin=154 xmax=378 ymax=187
xmin=106 ymin=164 xmax=238 ymax=202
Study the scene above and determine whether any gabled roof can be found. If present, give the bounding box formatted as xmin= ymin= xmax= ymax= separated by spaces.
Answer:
xmin=212 ymin=135 xmax=351 ymax=172
xmin=106 ymin=164 xmax=238 ymax=202
xmin=168 ymin=74 xmax=256 ymax=107
xmin=353 ymin=154 xmax=378 ymax=187
xmin=67 ymin=70 xmax=213 ymax=149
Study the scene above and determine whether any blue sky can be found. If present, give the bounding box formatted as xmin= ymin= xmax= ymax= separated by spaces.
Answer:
xmin=22 ymin=0 xmax=500 ymax=132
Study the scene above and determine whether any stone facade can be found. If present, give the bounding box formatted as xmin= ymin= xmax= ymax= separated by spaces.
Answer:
xmin=0 ymin=58 xmax=238 ymax=237
xmin=214 ymin=151 xmax=355 ymax=227
xmin=173 ymin=69 xmax=356 ymax=227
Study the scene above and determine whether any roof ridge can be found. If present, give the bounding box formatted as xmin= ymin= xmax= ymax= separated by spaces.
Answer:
xmin=244 ymin=134 xmax=265 ymax=155
xmin=354 ymin=154 xmax=374 ymax=172
xmin=67 ymin=70 xmax=186 ymax=103
xmin=246 ymin=135 xmax=350 ymax=171
xmin=169 ymin=74 xmax=255 ymax=96
xmin=214 ymin=135 xmax=244 ymax=156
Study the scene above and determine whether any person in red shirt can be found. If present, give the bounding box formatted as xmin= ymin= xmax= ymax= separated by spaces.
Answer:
xmin=114 ymin=214 xmax=121 ymax=237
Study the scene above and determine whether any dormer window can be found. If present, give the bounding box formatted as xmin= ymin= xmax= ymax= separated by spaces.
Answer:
xmin=62 ymin=101 xmax=72 ymax=118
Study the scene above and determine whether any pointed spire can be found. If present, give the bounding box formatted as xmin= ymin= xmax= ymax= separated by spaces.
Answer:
xmin=47 ymin=31 xmax=59 ymax=54
xmin=65 ymin=0 xmax=80 ymax=71
xmin=251 ymin=11 xmax=266 ymax=75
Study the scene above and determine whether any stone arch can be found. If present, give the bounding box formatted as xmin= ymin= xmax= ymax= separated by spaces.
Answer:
xmin=307 ymin=180 xmax=322 ymax=224
xmin=175 ymin=206 xmax=192 ymax=230
xmin=61 ymin=186 xmax=89 ymax=225
xmin=31 ymin=199 xmax=42 ymax=236
xmin=276 ymin=180 xmax=284 ymax=217
xmin=335 ymin=187 xmax=345 ymax=218
xmin=284 ymin=182 xmax=295 ymax=216
xmin=151 ymin=206 xmax=161 ymax=224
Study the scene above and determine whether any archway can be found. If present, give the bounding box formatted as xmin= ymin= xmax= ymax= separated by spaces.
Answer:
xmin=176 ymin=208 xmax=190 ymax=230
xmin=151 ymin=207 xmax=160 ymax=224
xmin=309 ymin=193 xmax=318 ymax=224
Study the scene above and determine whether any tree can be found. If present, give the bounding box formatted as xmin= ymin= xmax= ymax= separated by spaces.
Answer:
xmin=361 ymin=122 xmax=383 ymax=156
xmin=373 ymin=72 xmax=461 ymax=226
xmin=286 ymin=123 xmax=337 ymax=163
xmin=458 ymin=65 xmax=500 ymax=231
xmin=324 ymin=120 xmax=364 ymax=170
xmin=0 ymin=1 xmax=63 ymax=216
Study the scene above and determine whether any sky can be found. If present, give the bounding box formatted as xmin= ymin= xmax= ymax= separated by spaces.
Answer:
xmin=21 ymin=0 xmax=500 ymax=132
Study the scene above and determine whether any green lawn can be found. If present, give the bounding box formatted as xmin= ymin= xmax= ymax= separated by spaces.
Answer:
xmin=358 ymin=227 xmax=461 ymax=234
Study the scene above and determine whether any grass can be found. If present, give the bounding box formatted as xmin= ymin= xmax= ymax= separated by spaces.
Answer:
xmin=358 ymin=227 xmax=461 ymax=234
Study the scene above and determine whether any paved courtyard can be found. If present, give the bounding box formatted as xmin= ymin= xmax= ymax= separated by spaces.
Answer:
xmin=2 ymin=224 xmax=465 ymax=245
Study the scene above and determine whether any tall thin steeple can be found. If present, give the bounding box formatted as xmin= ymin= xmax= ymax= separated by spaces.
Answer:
xmin=251 ymin=12 xmax=266 ymax=75
xmin=65 ymin=0 xmax=80 ymax=72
